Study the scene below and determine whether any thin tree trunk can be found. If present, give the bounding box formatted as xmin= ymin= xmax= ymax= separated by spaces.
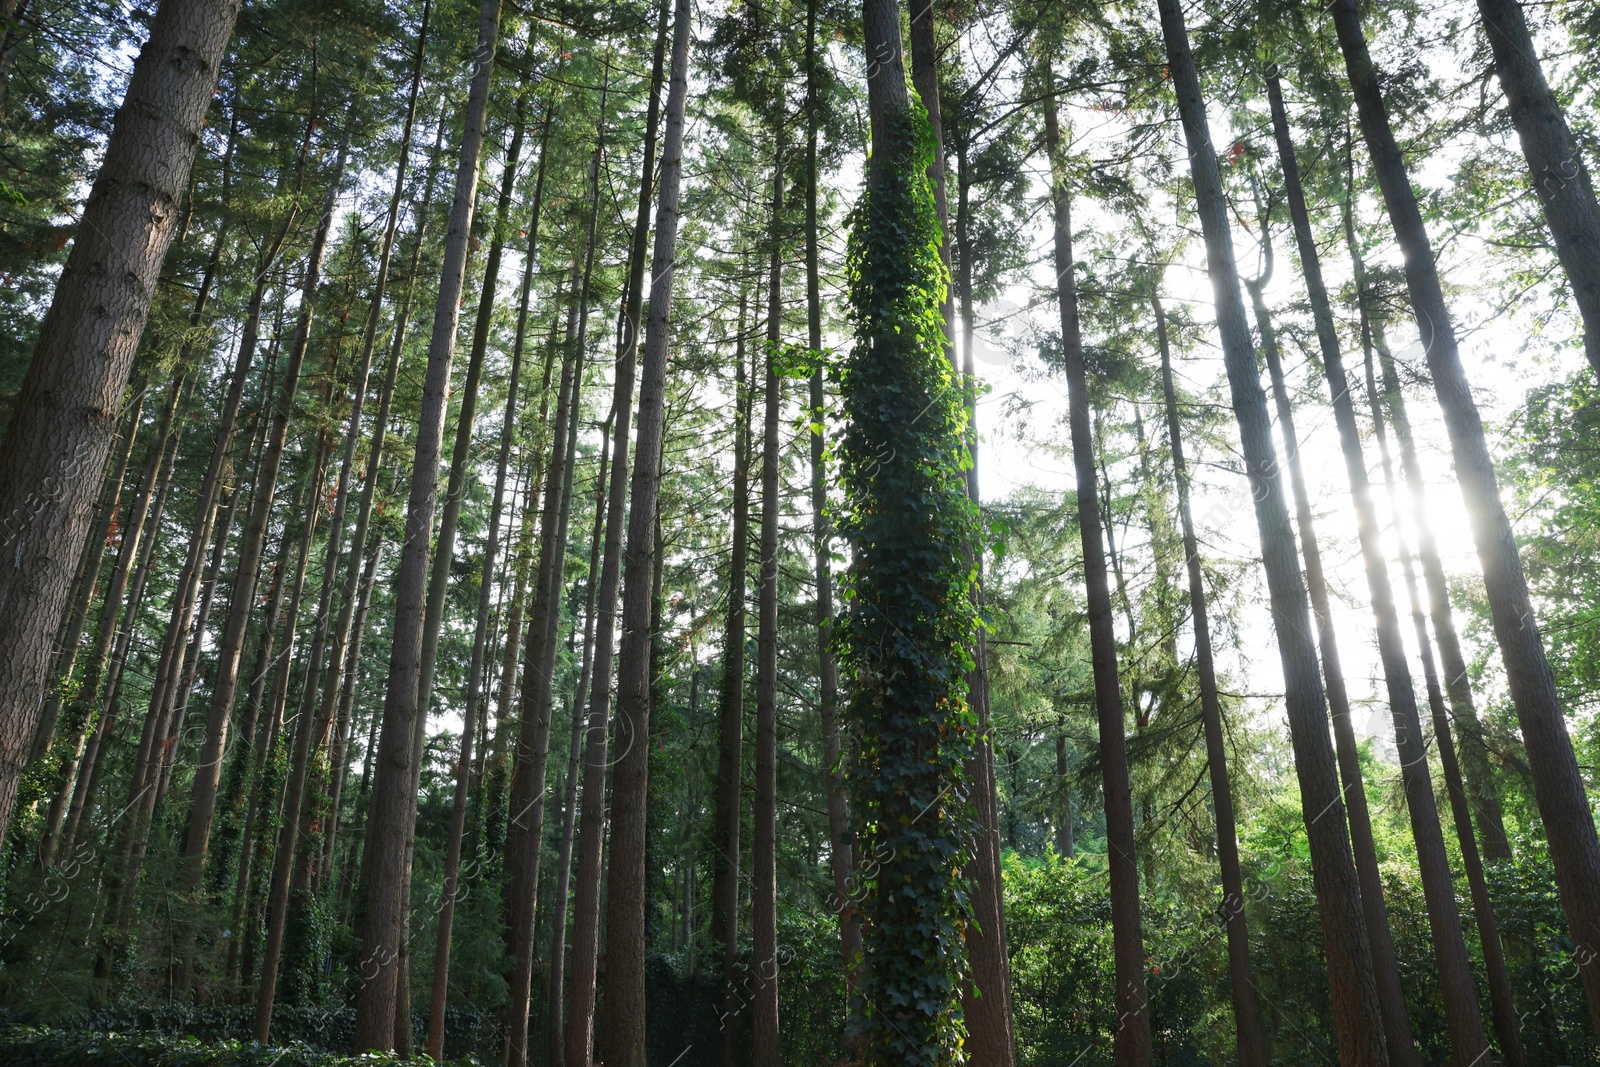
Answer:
xmin=1338 ymin=168 xmax=1513 ymax=864
xmin=1153 ymin=293 xmax=1268 ymax=1067
xmin=1331 ymin=0 xmax=1600 ymax=1028
xmin=595 ymin=4 xmax=689 ymax=1061
xmin=0 ymin=0 xmax=240 ymax=842
xmin=715 ymin=284 xmax=751 ymax=1067
xmin=1261 ymin=73 xmax=1490 ymax=1064
xmin=803 ymin=0 xmax=856 ymax=994
xmin=1043 ymin=85 xmax=1152 ymax=1067
xmin=565 ymin=3 xmax=670 ymax=1060
xmin=425 ymin=75 xmax=538 ymax=1060
xmin=752 ymin=152 xmax=784 ymax=1067
xmin=319 ymin=536 xmax=385 ymax=893
xmin=546 ymin=416 xmax=612 ymax=1067
xmin=1157 ymin=3 xmax=1388 ymax=1061
xmin=352 ymin=0 xmax=501 ymax=1045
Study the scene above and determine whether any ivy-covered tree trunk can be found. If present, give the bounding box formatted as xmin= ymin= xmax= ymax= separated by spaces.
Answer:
xmin=1156 ymin=2 xmax=1388 ymax=1061
xmin=1154 ymin=292 xmax=1268 ymax=1067
xmin=0 ymin=0 xmax=241 ymax=844
xmin=1331 ymin=0 xmax=1600 ymax=1030
xmin=1042 ymin=81 xmax=1153 ymax=1067
xmin=846 ymin=3 xmax=978 ymax=1063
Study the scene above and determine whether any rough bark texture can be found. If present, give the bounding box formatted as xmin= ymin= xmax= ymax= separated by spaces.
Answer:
xmin=595 ymin=2 xmax=689 ymax=1061
xmin=1331 ymin=0 xmax=1600 ymax=1030
xmin=0 ymin=0 xmax=241 ymax=842
xmin=1158 ymin=2 xmax=1388 ymax=1062
xmin=351 ymin=0 xmax=500 ymax=1047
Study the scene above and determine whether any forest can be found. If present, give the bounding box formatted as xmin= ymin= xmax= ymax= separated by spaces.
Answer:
xmin=0 ymin=0 xmax=1598 ymax=1063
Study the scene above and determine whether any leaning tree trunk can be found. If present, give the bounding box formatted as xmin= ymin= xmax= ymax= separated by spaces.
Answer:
xmin=1475 ymin=0 xmax=1600 ymax=375
xmin=1154 ymin=292 xmax=1269 ymax=1067
xmin=1338 ymin=176 xmax=1512 ymax=863
xmin=1262 ymin=71 xmax=1489 ymax=1064
xmin=0 ymin=0 xmax=240 ymax=843
xmin=351 ymin=0 xmax=501 ymax=1047
xmin=595 ymin=3 xmax=689 ymax=1062
xmin=564 ymin=3 xmax=670 ymax=1061
xmin=1043 ymin=83 xmax=1153 ymax=1067
xmin=752 ymin=151 xmax=784 ymax=1067
xmin=1331 ymin=0 xmax=1600 ymax=1029
xmin=1157 ymin=3 xmax=1388 ymax=1062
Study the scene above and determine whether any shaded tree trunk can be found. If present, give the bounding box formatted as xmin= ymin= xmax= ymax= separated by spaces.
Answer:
xmin=1156 ymin=2 xmax=1388 ymax=1061
xmin=595 ymin=3 xmax=690 ymax=1061
xmin=1043 ymin=82 xmax=1152 ymax=1067
xmin=1331 ymin=0 xmax=1600 ymax=1028
xmin=350 ymin=0 xmax=501 ymax=1047
xmin=565 ymin=4 xmax=671 ymax=1061
xmin=0 ymin=0 xmax=241 ymax=842
xmin=1154 ymin=293 xmax=1268 ymax=1067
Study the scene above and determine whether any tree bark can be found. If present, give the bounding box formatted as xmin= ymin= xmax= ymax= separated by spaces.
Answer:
xmin=1157 ymin=3 xmax=1388 ymax=1062
xmin=1043 ymin=85 xmax=1152 ymax=1067
xmin=1331 ymin=0 xmax=1600 ymax=1029
xmin=565 ymin=3 xmax=670 ymax=1061
xmin=1262 ymin=71 xmax=1491 ymax=1064
xmin=350 ymin=0 xmax=501 ymax=1047
xmin=0 ymin=0 xmax=241 ymax=842
xmin=595 ymin=3 xmax=690 ymax=1061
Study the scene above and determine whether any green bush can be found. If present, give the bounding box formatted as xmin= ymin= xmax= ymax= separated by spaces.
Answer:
xmin=0 ymin=1026 xmax=488 ymax=1066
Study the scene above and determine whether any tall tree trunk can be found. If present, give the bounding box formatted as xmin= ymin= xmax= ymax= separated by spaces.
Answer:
xmin=595 ymin=3 xmax=689 ymax=1061
xmin=351 ymin=0 xmax=501 ymax=1047
xmin=752 ymin=152 xmax=784 ymax=1067
xmin=803 ymin=0 xmax=856 ymax=992
xmin=1043 ymin=84 xmax=1153 ymax=1067
xmin=565 ymin=2 xmax=670 ymax=1060
xmin=426 ymin=110 xmax=535 ymax=1067
xmin=1262 ymin=71 xmax=1491 ymax=1064
xmin=1330 ymin=0 xmax=1600 ymax=1028
xmin=1338 ymin=170 xmax=1513 ymax=865
xmin=1153 ymin=293 xmax=1268 ymax=1067
xmin=1475 ymin=0 xmax=1600 ymax=374
xmin=186 ymin=144 xmax=350 ymax=1003
xmin=715 ymin=284 xmax=751 ymax=1067
xmin=502 ymin=85 xmax=603 ymax=1067
xmin=850 ymin=3 xmax=978 ymax=1061
xmin=0 ymin=0 xmax=240 ymax=842
xmin=956 ymin=107 xmax=1015 ymax=1067
xmin=546 ymin=415 xmax=611 ymax=1067
xmin=1156 ymin=3 xmax=1388 ymax=1062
